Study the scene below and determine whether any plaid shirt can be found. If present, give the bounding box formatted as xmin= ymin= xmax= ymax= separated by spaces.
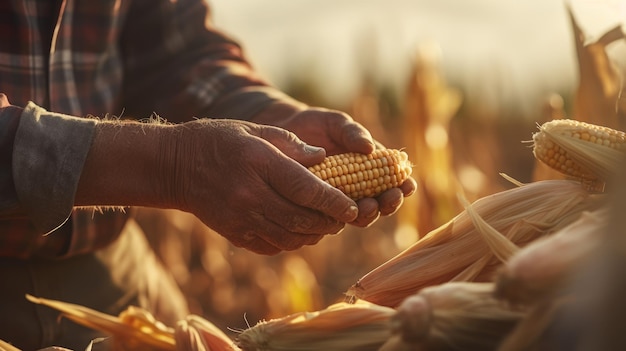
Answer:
xmin=0 ymin=0 xmax=288 ymax=259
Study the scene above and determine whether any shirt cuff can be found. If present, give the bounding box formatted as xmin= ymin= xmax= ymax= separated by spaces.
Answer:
xmin=13 ymin=102 xmax=97 ymax=234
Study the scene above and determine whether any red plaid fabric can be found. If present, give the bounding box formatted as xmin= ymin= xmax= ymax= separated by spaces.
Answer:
xmin=0 ymin=0 xmax=285 ymax=258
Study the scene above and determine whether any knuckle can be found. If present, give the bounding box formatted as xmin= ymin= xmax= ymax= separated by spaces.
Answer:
xmin=282 ymin=214 xmax=315 ymax=232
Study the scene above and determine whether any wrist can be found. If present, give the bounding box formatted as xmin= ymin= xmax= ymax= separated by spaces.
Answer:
xmin=155 ymin=122 xmax=191 ymax=211
xmin=75 ymin=120 xmax=173 ymax=209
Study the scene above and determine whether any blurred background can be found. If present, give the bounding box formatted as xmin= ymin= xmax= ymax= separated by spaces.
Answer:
xmin=135 ymin=0 xmax=626 ymax=338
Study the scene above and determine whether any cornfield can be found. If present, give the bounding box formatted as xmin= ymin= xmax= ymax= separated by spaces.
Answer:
xmin=6 ymin=3 xmax=626 ymax=351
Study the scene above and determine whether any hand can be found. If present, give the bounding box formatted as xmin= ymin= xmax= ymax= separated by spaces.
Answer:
xmin=163 ymin=119 xmax=360 ymax=255
xmin=251 ymin=102 xmax=417 ymax=227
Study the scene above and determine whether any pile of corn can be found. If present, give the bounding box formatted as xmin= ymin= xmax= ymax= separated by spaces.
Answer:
xmin=5 ymin=119 xmax=625 ymax=351
xmin=232 ymin=119 xmax=624 ymax=350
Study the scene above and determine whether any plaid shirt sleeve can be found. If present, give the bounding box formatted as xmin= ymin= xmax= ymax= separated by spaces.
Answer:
xmin=12 ymin=103 xmax=97 ymax=234
xmin=119 ymin=0 xmax=296 ymax=123
xmin=0 ymin=103 xmax=128 ymax=259
xmin=0 ymin=105 xmax=23 ymax=219
xmin=0 ymin=0 xmax=297 ymax=259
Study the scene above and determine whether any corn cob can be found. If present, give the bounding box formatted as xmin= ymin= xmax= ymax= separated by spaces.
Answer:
xmin=0 ymin=339 xmax=22 ymax=351
xmin=24 ymin=295 xmax=241 ymax=351
xmin=494 ymin=207 xmax=609 ymax=306
xmin=235 ymin=300 xmax=395 ymax=351
xmin=380 ymin=282 xmax=523 ymax=351
xmin=532 ymin=119 xmax=626 ymax=185
xmin=25 ymin=294 xmax=176 ymax=350
xmin=346 ymin=178 xmax=605 ymax=308
xmin=176 ymin=315 xmax=241 ymax=351
xmin=308 ymin=149 xmax=412 ymax=200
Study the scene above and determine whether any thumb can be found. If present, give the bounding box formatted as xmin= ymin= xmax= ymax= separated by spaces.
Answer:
xmin=254 ymin=124 xmax=358 ymax=223
xmin=258 ymin=125 xmax=326 ymax=167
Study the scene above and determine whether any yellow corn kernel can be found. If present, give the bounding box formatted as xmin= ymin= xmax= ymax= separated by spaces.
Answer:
xmin=309 ymin=149 xmax=413 ymax=200
xmin=532 ymin=119 xmax=626 ymax=184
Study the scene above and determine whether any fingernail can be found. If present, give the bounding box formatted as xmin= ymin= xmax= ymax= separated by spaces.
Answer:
xmin=392 ymin=198 xmax=402 ymax=208
xmin=365 ymin=209 xmax=378 ymax=219
xmin=343 ymin=205 xmax=358 ymax=220
xmin=304 ymin=144 xmax=324 ymax=154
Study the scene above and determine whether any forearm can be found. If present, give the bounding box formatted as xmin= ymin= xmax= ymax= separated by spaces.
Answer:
xmin=8 ymin=103 xmax=178 ymax=235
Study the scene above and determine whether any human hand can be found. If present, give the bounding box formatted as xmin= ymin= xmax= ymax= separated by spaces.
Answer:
xmin=251 ymin=102 xmax=417 ymax=227
xmin=163 ymin=119 xmax=361 ymax=255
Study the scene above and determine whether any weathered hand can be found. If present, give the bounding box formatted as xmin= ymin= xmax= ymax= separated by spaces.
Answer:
xmin=164 ymin=119 xmax=360 ymax=255
xmin=251 ymin=102 xmax=417 ymax=227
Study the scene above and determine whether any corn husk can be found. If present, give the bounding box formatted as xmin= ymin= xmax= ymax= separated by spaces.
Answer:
xmin=380 ymin=282 xmax=523 ymax=351
xmin=235 ymin=300 xmax=395 ymax=351
xmin=460 ymin=193 xmax=520 ymax=263
xmin=0 ymin=339 xmax=22 ymax=351
xmin=26 ymin=294 xmax=175 ymax=351
xmin=496 ymin=297 xmax=574 ymax=351
xmin=346 ymin=179 xmax=605 ymax=307
xmin=25 ymin=295 xmax=239 ymax=351
xmin=494 ymin=207 xmax=609 ymax=306
xmin=176 ymin=315 xmax=241 ymax=351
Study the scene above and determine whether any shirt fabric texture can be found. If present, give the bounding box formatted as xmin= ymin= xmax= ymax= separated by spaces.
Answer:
xmin=0 ymin=0 xmax=291 ymax=259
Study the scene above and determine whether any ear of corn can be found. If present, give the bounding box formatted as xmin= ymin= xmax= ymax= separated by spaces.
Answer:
xmin=495 ymin=207 xmax=609 ymax=306
xmin=25 ymin=294 xmax=176 ymax=350
xmin=532 ymin=119 xmax=626 ymax=186
xmin=346 ymin=179 xmax=605 ymax=308
xmin=308 ymin=149 xmax=412 ymax=200
xmin=176 ymin=315 xmax=240 ymax=351
xmin=235 ymin=300 xmax=395 ymax=351
xmin=0 ymin=339 xmax=22 ymax=351
xmin=381 ymin=282 xmax=523 ymax=351
xmin=119 ymin=306 xmax=175 ymax=341
xmin=25 ymin=295 xmax=242 ymax=351
xmin=497 ymin=298 xmax=571 ymax=351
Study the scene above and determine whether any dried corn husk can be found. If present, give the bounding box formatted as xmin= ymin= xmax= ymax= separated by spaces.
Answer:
xmin=347 ymin=179 xmax=605 ymax=307
xmin=176 ymin=315 xmax=240 ymax=351
xmin=496 ymin=297 xmax=573 ymax=351
xmin=494 ymin=207 xmax=609 ymax=306
xmin=25 ymin=295 xmax=239 ymax=351
xmin=235 ymin=300 xmax=395 ymax=351
xmin=0 ymin=339 xmax=22 ymax=351
xmin=380 ymin=282 xmax=523 ymax=351
xmin=26 ymin=295 xmax=175 ymax=351
xmin=460 ymin=193 xmax=520 ymax=263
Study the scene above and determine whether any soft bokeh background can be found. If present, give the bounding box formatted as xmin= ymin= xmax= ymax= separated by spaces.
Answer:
xmin=211 ymin=0 xmax=625 ymax=111
xmin=135 ymin=0 xmax=626 ymax=339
